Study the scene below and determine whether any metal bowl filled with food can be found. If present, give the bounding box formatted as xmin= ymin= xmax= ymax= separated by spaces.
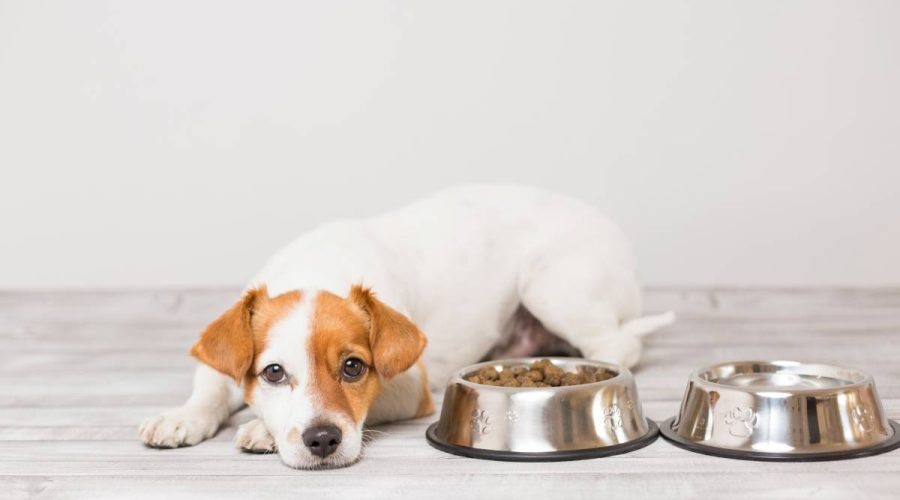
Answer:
xmin=660 ymin=360 xmax=900 ymax=461
xmin=425 ymin=357 xmax=658 ymax=461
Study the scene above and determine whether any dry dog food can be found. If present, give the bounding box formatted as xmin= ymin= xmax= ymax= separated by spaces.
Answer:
xmin=464 ymin=359 xmax=613 ymax=387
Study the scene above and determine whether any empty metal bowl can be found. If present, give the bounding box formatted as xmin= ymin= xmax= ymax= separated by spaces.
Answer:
xmin=660 ymin=360 xmax=900 ymax=461
xmin=426 ymin=357 xmax=658 ymax=461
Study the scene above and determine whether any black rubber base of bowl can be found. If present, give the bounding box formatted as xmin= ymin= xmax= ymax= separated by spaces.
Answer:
xmin=425 ymin=418 xmax=659 ymax=462
xmin=659 ymin=417 xmax=900 ymax=462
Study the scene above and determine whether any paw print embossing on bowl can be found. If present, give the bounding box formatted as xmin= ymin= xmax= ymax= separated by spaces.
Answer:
xmin=852 ymin=405 xmax=874 ymax=433
xmin=470 ymin=409 xmax=492 ymax=435
xmin=603 ymin=404 xmax=623 ymax=430
xmin=723 ymin=406 xmax=759 ymax=438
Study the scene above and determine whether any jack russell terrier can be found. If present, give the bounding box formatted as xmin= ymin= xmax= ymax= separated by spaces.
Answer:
xmin=139 ymin=185 xmax=673 ymax=469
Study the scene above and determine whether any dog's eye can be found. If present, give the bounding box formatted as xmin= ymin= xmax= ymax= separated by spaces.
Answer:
xmin=262 ymin=363 xmax=287 ymax=384
xmin=341 ymin=358 xmax=366 ymax=381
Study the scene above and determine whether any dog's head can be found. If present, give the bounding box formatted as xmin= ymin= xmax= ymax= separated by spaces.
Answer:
xmin=191 ymin=284 xmax=426 ymax=469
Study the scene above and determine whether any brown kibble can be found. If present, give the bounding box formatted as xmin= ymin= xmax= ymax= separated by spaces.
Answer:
xmin=561 ymin=373 xmax=581 ymax=386
xmin=478 ymin=367 xmax=500 ymax=381
xmin=465 ymin=359 xmax=602 ymax=388
xmin=542 ymin=364 xmax=564 ymax=384
xmin=544 ymin=364 xmax=564 ymax=375
xmin=530 ymin=359 xmax=552 ymax=371
xmin=542 ymin=373 xmax=561 ymax=386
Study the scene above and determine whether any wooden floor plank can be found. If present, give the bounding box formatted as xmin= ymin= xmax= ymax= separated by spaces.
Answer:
xmin=1 ymin=287 xmax=899 ymax=499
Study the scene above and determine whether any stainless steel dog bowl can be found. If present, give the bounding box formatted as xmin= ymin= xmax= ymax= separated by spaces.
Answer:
xmin=660 ymin=360 xmax=900 ymax=461
xmin=426 ymin=357 xmax=658 ymax=461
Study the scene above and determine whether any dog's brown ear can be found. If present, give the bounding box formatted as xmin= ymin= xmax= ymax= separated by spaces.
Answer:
xmin=349 ymin=285 xmax=426 ymax=380
xmin=191 ymin=287 xmax=266 ymax=383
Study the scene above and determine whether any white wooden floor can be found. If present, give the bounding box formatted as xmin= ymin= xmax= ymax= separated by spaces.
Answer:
xmin=1 ymin=288 xmax=899 ymax=499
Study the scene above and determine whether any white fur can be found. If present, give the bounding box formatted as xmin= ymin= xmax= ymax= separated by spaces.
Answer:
xmin=254 ymin=184 xmax=669 ymax=379
xmin=234 ymin=417 xmax=275 ymax=453
xmin=250 ymin=291 xmax=363 ymax=468
xmin=140 ymin=184 xmax=673 ymax=467
xmin=366 ymin=363 xmax=426 ymax=426
xmin=139 ymin=364 xmax=243 ymax=448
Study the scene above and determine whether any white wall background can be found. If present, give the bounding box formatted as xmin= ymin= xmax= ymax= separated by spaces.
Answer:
xmin=1 ymin=1 xmax=898 ymax=289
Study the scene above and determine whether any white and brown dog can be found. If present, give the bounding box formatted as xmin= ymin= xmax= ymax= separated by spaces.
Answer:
xmin=139 ymin=185 xmax=672 ymax=469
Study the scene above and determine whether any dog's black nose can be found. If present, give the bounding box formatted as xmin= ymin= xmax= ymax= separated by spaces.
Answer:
xmin=302 ymin=425 xmax=342 ymax=458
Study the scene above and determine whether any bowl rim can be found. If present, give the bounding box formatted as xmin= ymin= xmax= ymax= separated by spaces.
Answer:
xmin=450 ymin=356 xmax=630 ymax=392
xmin=688 ymin=360 xmax=873 ymax=393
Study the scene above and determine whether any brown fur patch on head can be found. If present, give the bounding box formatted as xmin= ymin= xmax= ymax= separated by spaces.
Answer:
xmin=190 ymin=286 xmax=302 ymax=400
xmin=305 ymin=286 xmax=427 ymax=425
xmin=191 ymin=288 xmax=260 ymax=383
xmin=349 ymin=285 xmax=427 ymax=379
xmin=241 ymin=288 xmax=304 ymax=402
xmin=307 ymin=291 xmax=381 ymax=424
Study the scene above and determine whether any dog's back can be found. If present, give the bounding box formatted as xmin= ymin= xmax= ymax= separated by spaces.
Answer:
xmin=254 ymin=184 xmax=647 ymax=379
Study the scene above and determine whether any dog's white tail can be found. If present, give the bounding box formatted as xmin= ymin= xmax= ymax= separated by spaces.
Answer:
xmin=620 ymin=311 xmax=676 ymax=338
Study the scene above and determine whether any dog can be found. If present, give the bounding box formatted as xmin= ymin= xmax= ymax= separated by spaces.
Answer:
xmin=139 ymin=184 xmax=673 ymax=469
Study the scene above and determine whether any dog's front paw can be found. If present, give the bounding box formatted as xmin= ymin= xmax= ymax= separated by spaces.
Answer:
xmin=139 ymin=407 xmax=221 ymax=448
xmin=234 ymin=418 xmax=276 ymax=453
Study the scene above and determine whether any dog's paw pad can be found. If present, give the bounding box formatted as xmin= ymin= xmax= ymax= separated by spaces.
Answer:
xmin=234 ymin=418 xmax=276 ymax=453
xmin=139 ymin=408 xmax=219 ymax=448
